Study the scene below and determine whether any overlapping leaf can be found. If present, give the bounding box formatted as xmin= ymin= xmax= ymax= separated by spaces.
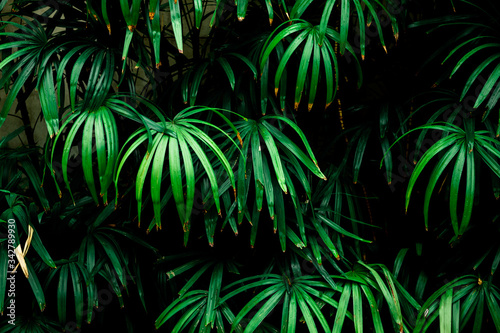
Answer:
xmin=399 ymin=118 xmax=500 ymax=236
xmin=0 ymin=17 xmax=58 ymax=135
xmin=415 ymin=275 xmax=500 ymax=333
xmin=289 ymin=0 xmax=399 ymax=58
xmin=220 ymin=115 xmax=325 ymax=250
xmin=114 ymin=106 xmax=240 ymax=238
xmin=410 ymin=0 xmax=500 ymax=119
xmin=260 ymin=20 xmax=362 ymax=112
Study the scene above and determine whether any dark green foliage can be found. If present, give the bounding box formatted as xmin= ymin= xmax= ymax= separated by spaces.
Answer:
xmin=0 ymin=0 xmax=500 ymax=332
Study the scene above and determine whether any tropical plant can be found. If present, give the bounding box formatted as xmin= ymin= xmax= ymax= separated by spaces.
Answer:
xmin=1 ymin=0 xmax=500 ymax=332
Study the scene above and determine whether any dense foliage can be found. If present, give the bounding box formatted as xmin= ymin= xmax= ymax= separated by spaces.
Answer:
xmin=1 ymin=0 xmax=500 ymax=332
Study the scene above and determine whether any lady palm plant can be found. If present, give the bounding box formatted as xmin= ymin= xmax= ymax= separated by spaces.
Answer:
xmin=1 ymin=0 xmax=500 ymax=332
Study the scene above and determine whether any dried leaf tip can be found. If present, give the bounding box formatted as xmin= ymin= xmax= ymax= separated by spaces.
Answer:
xmin=383 ymin=45 xmax=387 ymax=54
xmin=294 ymin=102 xmax=299 ymax=110
xmin=178 ymin=49 xmax=183 ymax=54
xmin=237 ymin=132 xmax=243 ymax=146
xmin=478 ymin=278 xmax=483 ymax=285
xmin=106 ymin=24 xmax=111 ymax=35
xmin=308 ymin=103 xmax=313 ymax=111
xmin=238 ymin=16 xmax=244 ymax=22
xmin=274 ymin=87 xmax=279 ymax=96
xmin=149 ymin=12 xmax=155 ymax=20
xmin=127 ymin=25 xmax=136 ymax=32
xmin=269 ymin=19 xmax=273 ymax=26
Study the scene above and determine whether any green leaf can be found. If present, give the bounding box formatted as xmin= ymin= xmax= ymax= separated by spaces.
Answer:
xmin=231 ymin=284 xmax=284 ymax=330
xmin=0 ymin=59 xmax=36 ymax=129
xmin=57 ymin=265 xmax=69 ymax=324
xmin=296 ymin=286 xmax=332 ymax=333
xmin=169 ymin=0 xmax=183 ymax=53
xmin=136 ymin=133 xmax=162 ymax=225
xmin=485 ymin=291 xmax=500 ymax=331
xmin=69 ymin=263 xmax=84 ymax=327
xmin=25 ymin=258 xmax=46 ymax=312
xmin=352 ymin=283 xmax=363 ymax=333
xmin=94 ymin=234 xmax=127 ymax=287
xmin=361 ymin=284 xmax=384 ymax=333
xmin=295 ymin=32 xmax=314 ymax=110
xmin=406 ymin=134 xmax=459 ymax=214
xmin=393 ymin=248 xmax=409 ymax=279
xmin=19 ymin=160 xmax=50 ymax=212
xmin=82 ymin=112 xmax=99 ymax=205
xmin=316 ymin=213 xmax=372 ymax=243
xmin=258 ymin=124 xmax=287 ymax=193
xmin=38 ymin=66 xmax=59 ymax=138
xmin=244 ymin=289 xmax=284 ymax=332
xmin=204 ymin=263 xmax=224 ymax=328
xmin=439 ymin=288 xmax=453 ymax=333
xmin=339 ymin=0 xmax=350 ymax=55
xmin=217 ymin=57 xmax=236 ymax=91
xmin=332 ymin=282 xmax=351 ymax=333
xmin=353 ymin=127 xmax=372 ymax=184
